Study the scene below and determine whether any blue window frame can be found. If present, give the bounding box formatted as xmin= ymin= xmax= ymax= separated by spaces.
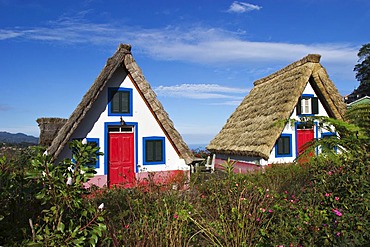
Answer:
xmin=321 ymin=132 xmax=337 ymax=153
xmin=86 ymin=138 xmax=100 ymax=168
xmin=108 ymin=87 xmax=133 ymax=116
xmin=296 ymin=94 xmax=319 ymax=116
xmin=143 ymin=137 xmax=165 ymax=165
xmin=275 ymin=134 xmax=293 ymax=157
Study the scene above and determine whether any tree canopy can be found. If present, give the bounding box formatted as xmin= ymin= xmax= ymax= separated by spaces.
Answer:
xmin=353 ymin=43 xmax=370 ymax=95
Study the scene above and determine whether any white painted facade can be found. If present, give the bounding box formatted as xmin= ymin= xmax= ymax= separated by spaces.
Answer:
xmin=57 ymin=67 xmax=189 ymax=186
xmin=265 ymin=82 xmax=334 ymax=165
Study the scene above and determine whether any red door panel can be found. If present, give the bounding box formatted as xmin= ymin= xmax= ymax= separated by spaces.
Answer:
xmin=297 ymin=129 xmax=314 ymax=160
xmin=109 ymin=132 xmax=135 ymax=187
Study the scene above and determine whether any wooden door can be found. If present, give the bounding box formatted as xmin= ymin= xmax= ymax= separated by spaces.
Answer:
xmin=109 ymin=132 xmax=135 ymax=187
xmin=297 ymin=128 xmax=314 ymax=159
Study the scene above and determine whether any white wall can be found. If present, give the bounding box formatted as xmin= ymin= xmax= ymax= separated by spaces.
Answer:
xmin=61 ymin=67 xmax=187 ymax=176
xmin=266 ymin=81 xmax=331 ymax=164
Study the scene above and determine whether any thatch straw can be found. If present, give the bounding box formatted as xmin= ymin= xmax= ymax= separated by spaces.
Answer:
xmin=47 ymin=44 xmax=194 ymax=164
xmin=207 ymin=54 xmax=346 ymax=160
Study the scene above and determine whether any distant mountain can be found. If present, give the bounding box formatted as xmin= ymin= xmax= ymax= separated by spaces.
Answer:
xmin=0 ymin=131 xmax=38 ymax=144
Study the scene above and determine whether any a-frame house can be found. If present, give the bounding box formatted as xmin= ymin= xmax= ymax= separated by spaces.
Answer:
xmin=207 ymin=54 xmax=347 ymax=171
xmin=45 ymin=44 xmax=194 ymax=187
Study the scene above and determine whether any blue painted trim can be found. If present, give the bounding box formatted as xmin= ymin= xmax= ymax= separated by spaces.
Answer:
xmin=301 ymin=94 xmax=315 ymax=98
xmin=108 ymin=87 xmax=133 ymax=116
xmin=86 ymin=138 xmax=100 ymax=168
xmin=295 ymin=121 xmax=318 ymax=157
xmin=104 ymin=121 xmax=138 ymax=175
xmin=143 ymin=136 xmax=166 ymax=165
xmin=275 ymin=133 xmax=293 ymax=157
xmin=321 ymin=132 xmax=338 ymax=153
xmin=297 ymin=94 xmax=316 ymax=117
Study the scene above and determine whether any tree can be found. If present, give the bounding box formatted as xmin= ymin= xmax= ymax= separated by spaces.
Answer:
xmin=353 ymin=43 xmax=370 ymax=96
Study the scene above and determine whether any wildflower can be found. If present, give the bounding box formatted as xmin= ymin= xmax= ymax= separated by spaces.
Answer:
xmin=336 ymin=232 xmax=341 ymax=236
xmin=335 ymin=197 xmax=339 ymax=201
xmin=240 ymin=197 xmax=246 ymax=201
xmin=332 ymin=209 xmax=342 ymax=217
xmin=66 ymin=177 xmax=73 ymax=186
xmin=98 ymin=203 xmax=104 ymax=211
xmin=256 ymin=218 xmax=260 ymax=222
xmin=235 ymin=183 xmax=239 ymax=187
xmin=268 ymin=209 xmax=273 ymax=213
xmin=325 ymin=193 xmax=331 ymax=197
xmin=328 ymin=171 xmax=333 ymax=175
xmin=82 ymin=138 xmax=88 ymax=145
xmin=124 ymin=224 xmax=129 ymax=229
xmin=174 ymin=214 xmax=179 ymax=219
xmin=260 ymin=208 xmax=266 ymax=212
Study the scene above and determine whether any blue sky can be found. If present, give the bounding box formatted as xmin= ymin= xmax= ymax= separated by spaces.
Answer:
xmin=0 ymin=0 xmax=369 ymax=145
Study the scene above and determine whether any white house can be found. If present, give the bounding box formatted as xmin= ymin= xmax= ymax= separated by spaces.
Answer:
xmin=43 ymin=44 xmax=194 ymax=188
xmin=207 ymin=54 xmax=347 ymax=172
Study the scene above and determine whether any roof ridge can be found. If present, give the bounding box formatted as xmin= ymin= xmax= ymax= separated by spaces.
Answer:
xmin=254 ymin=54 xmax=321 ymax=86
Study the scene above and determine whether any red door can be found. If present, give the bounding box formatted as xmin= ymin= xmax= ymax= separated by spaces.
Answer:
xmin=109 ymin=132 xmax=135 ymax=187
xmin=297 ymin=129 xmax=314 ymax=160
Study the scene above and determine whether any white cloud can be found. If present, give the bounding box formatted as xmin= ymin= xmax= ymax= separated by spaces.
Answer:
xmin=0 ymin=14 xmax=359 ymax=81
xmin=154 ymin=83 xmax=249 ymax=99
xmin=0 ymin=30 xmax=23 ymax=40
xmin=227 ymin=1 xmax=262 ymax=13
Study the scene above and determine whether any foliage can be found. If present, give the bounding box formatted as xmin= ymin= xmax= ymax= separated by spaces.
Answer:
xmin=2 ymin=113 xmax=370 ymax=246
xmin=0 ymin=147 xmax=42 ymax=245
xmin=346 ymin=103 xmax=370 ymax=139
xmin=91 ymin=184 xmax=198 ymax=247
xmin=24 ymin=140 xmax=106 ymax=246
xmin=354 ymin=43 xmax=370 ymax=91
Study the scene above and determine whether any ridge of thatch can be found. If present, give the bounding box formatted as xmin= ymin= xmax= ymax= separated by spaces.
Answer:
xmin=207 ymin=54 xmax=346 ymax=160
xmin=48 ymin=44 xmax=194 ymax=164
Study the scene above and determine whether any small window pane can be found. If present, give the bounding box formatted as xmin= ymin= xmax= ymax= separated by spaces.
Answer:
xmin=112 ymin=93 xmax=121 ymax=113
xmin=110 ymin=89 xmax=131 ymax=114
xmin=277 ymin=136 xmax=291 ymax=156
xmin=145 ymin=139 xmax=163 ymax=163
xmin=120 ymin=91 xmax=130 ymax=113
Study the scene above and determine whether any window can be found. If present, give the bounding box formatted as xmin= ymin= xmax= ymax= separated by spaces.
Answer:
xmin=71 ymin=138 xmax=100 ymax=168
xmin=296 ymin=94 xmax=318 ymax=115
xmin=108 ymin=88 xmax=133 ymax=116
xmin=143 ymin=137 xmax=165 ymax=164
xmin=275 ymin=134 xmax=292 ymax=157
xmin=321 ymin=132 xmax=337 ymax=152
xmin=86 ymin=138 xmax=100 ymax=168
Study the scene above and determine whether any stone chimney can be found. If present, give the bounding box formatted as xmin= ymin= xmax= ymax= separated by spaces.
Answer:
xmin=36 ymin=118 xmax=67 ymax=147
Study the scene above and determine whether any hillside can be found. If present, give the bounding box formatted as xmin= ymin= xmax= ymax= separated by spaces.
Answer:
xmin=0 ymin=131 xmax=38 ymax=144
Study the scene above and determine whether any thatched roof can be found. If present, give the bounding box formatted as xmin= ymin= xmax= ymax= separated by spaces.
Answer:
xmin=207 ymin=54 xmax=347 ymax=160
xmin=48 ymin=44 xmax=194 ymax=164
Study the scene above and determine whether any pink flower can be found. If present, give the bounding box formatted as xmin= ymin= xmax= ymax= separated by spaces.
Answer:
xmin=332 ymin=209 xmax=342 ymax=217
xmin=260 ymin=208 xmax=266 ymax=212
xmin=328 ymin=171 xmax=333 ymax=175
xmin=325 ymin=193 xmax=331 ymax=197
xmin=336 ymin=232 xmax=341 ymax=236
xmin=174 ymin=214 xmax=179 ymax=219
xmin=268 ymin=209 xmax=273 ymax=213
xmin=335 ymin=197 xmax=339 ymax=201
